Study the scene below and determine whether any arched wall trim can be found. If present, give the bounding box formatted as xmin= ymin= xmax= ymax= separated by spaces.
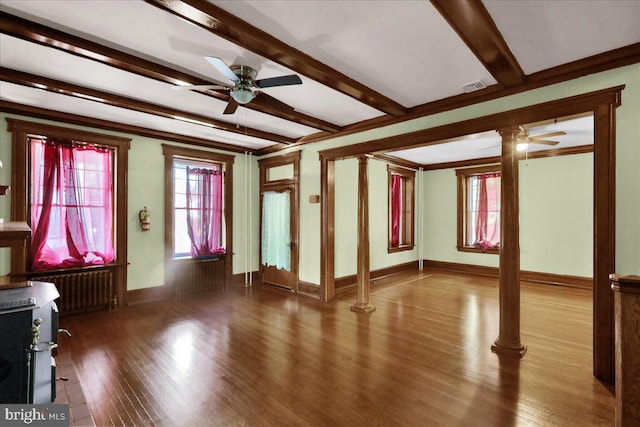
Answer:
xmin=318 ymin=85 xmax=624 ymax=383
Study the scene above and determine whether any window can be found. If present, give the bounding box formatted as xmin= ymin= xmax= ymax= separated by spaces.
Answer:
xmin=173 ymin=158 xmax=225 ymax=257
xmin=388 ymin=165 xmax=415 ymax=252
xmin=457 ymin=165 xmax=501 ymax=253
xmin=9 ymin=119 xmax=129 ymax=309
xmin=29 ymin=137 xmax=115 ymax=269
xmin=163 ymin=145 xmax=234 ymax=260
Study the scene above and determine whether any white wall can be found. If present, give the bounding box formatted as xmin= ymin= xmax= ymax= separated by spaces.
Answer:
xmin=0 ymin=113 xmax=260 ymax=289
xmin=422 ymin=153 xmax=593 ymax=277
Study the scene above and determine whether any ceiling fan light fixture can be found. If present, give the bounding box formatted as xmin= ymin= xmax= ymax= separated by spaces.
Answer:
xmin=517 ymin=142 xmax=529 ymax=152
xmin=231 ymin=87 xmax=255 ymax=105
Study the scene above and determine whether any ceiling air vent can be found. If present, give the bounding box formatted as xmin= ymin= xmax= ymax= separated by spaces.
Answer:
xmin=461 ymin=80 xmax=486 ymax=93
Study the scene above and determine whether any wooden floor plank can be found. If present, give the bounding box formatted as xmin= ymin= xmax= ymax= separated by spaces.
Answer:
xmin=57 ymin=270 xmax=614 ymax=426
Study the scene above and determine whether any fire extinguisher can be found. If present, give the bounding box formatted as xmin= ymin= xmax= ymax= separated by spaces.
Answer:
xmin=139 ymin=207 xmax=150 ymax=231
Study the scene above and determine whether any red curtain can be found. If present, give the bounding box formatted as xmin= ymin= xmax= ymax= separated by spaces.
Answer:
xmin=474 ymin=172 xmax=501 ymax=250
xmin=30 ymin=138 xmax=114 ymax=270
xmin=186 ymin=166 xmax=225 ymax=258
xmin=391 ymin=174 xmax=402 ymax=247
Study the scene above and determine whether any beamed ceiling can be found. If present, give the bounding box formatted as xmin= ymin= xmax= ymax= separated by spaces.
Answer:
xmin=1 ymin=0 xmax=639 ymax=163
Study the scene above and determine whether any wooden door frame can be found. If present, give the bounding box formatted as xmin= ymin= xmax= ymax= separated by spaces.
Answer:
xmin=318 ymin=85 xmax=623 ymax=383
xmin=258 ymin=151 xmax=301 ymax=292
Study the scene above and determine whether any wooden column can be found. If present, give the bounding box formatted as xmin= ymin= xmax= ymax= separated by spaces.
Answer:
xmin=320 ymin=156 xmax=335 ymax=301
xmin=491 ymin=127 xmax=526 ymax=357
xmin=610 ymin=274 xmax=640 ymax=426
xmin=351 ymin=155 xmax=375 ymax=313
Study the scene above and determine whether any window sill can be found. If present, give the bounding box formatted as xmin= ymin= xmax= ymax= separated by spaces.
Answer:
xmin=388 ymin=245 xmax=414 ymax=254
xmin=20 ymin=263 xmax=124 ymax=276
xmin=457 ymin=246 xmax=499 ymax=255
xmin=171 ymin=253 xmax=226 ymax=262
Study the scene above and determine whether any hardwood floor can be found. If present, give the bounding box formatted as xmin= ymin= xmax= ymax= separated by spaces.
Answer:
xmin=57 ymin=270 xmax=614 ymax=426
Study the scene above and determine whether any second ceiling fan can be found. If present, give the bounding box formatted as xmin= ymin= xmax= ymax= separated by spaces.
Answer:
xmin=480 ymin=126 xmax=567 ymax=152
xmin=179 ymin=56 xmax=303 ymax=115
xmin=516 ymin=126 xmax=566 ymax=151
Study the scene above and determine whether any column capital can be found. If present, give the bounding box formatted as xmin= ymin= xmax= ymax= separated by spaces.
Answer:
xmin=357 ymin=154 xmax=370 ymax=163
xmin=497 ymin=126 xmax=521 ymax=138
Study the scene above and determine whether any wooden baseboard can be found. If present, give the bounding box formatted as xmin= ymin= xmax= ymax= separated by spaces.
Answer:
xmin=298 ymin=281 xmax=321 ymax=298
xmin=422 ymin=259 xmax=592 ymax=289
xmin=336 ymin=260 xmax=419 ymax=293
xmin=126 ymin=285 xmax=170 ymax=306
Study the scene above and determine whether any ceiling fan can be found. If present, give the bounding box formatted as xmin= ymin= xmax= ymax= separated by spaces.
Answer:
xmin=175 ymin=56 xmax=302 ymax=115
xmin=516 ymin=126 xmax=566 ymax=152
xmin=480 ymin=126 xmax=566 ymax=152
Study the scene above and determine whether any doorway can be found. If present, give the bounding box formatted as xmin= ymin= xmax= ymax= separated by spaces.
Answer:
xmin=318 ymin=86 xmax=622 ymax=382
xmin=258 ymin=152 xmax=300 ymax=292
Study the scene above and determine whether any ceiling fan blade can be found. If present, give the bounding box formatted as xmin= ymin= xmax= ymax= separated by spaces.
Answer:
xmin=172 ymin=84 xmax=230 ymax=91
xmin=529 ymin=131 xmax=566 ymax=140
xmin=529 ymin=139 xmax=560 ymax=146
xmin=223 ymin=98 xmax=239 ymax=115
xmin=205 ymin=56 xmax=239 ymax=83
xmin=479 ymin=144 xmax=499 ymax=151
xmin=255 ymin=92 xmax=295 ymax=112
xmin=255 ymin=74 xmax=302 ymax=89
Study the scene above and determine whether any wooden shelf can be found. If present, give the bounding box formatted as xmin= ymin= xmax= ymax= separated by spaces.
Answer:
xmin=0 ymin=222 xmax=31 ymax=248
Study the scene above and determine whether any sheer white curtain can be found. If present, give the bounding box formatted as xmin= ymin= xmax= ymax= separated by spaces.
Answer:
xmin=261 ymin=190 xmax=291 ymax=271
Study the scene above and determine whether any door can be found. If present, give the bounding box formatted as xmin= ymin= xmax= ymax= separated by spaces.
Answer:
xmin=261 ymin=188 xmax=297 ymax=291
xmin=258 ymin=152 xmax=300 ymax=292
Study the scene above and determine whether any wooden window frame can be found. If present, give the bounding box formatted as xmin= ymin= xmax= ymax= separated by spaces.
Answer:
xmin=162 ymin=144 xmax=234 ymax=280
xmin=387 ymin=165 xmax=415 ymax=253
xmin=456 ymin=164 xmax=500 ymax=254
xmin=6 ymin=118 xmax=130 ymax=309
xmin=171 ymin=157 xmax=225 ymax=258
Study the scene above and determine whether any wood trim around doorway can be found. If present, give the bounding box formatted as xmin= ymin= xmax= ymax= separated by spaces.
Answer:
xmin=258 ymin=151 xmax=301 ymax=293
xmin=319 ymin=85 xmax=622 ymax=383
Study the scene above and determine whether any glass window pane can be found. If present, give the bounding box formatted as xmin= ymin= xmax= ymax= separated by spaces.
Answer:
xmin=174 ymin=209 xmax=191 ymax=255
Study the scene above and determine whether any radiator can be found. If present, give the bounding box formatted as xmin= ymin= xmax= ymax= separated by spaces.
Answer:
xmin=31 ymin=268 xmax=114 ymax=315
xmin=173 ymin=257 xmax=226 ymax=297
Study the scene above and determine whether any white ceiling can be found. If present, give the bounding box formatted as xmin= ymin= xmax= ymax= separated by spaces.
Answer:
xmin=0 ymin=0 xmax=638 ymax=161
xmin=391 ymin=115 xmax=594 ymax=165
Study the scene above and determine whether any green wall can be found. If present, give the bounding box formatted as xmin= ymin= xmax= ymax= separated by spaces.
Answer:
xmin=290 ymin=63 xmax=639 ymax=284
xmin=422 ymin=153 xmax=594 ymax=276
xmin=1 ymin=62 xmax=638 ymax=290
xmin=0 ymin=114 xmax=260 ymax=289
xmin=333 ymin=157 xmax=417 ymax=279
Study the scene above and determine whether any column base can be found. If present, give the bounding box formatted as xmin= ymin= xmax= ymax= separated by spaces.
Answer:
xmin=491 ymin=340 xmax=527 ymax=358
xmin=350 ymin=303 xmax=376 ymax=313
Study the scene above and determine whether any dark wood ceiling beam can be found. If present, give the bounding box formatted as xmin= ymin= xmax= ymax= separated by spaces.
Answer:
xmin=0 ymin=100 xmax=258 ymax=154
xmin=430 ymin=0 xmax=525 ymax=88
xmin=318 ymin=85 xmax=623 ymax=160
xmin=144 ymin=0 xmax=408 ymax=116
xmin=0 ymin=11 xmax=340 ymax=133
xmin=1 ymin=67 xmax=294 ymax=144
